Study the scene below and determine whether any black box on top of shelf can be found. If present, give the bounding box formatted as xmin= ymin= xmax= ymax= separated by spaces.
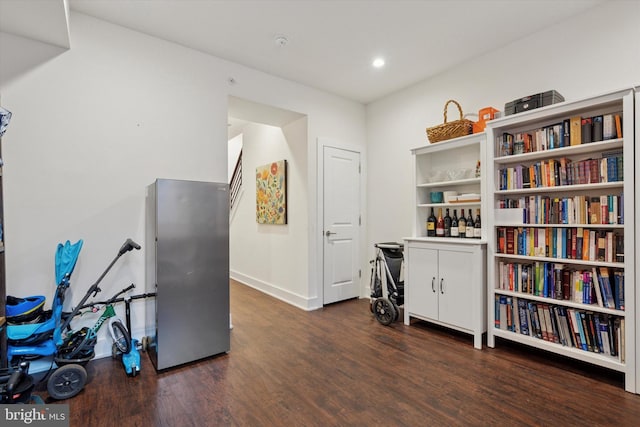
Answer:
xmin=504 ymin=90 xmax=565 ymax=116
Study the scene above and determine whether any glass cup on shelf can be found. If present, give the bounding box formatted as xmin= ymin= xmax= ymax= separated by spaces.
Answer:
xmin=428 ymin=170 xmax=447 ymax=183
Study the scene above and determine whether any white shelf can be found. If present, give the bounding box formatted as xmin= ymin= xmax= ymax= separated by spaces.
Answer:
xmin=412 ymin=132 xmax=487 ymax=239
xmin=495 ymin=181 xmax=623 ymax=195
xmin=411 ymin=132 xmax=485 ymax=155
xmin=494 ymin=223 xmax=624 ymax=229
xmin=486 ymin=88 xmax=636 ymax=393
xmin=418 ymin=201 xmax=481 ymax=208
xmin=417 ymin=178 xmax=480 ymax=188
xmin=493 ymin=289 xmax=625 ymax=316
xmin=493 ymin=139 xmax=623 ymax=165
xmin=406 ymin=236 xmax=486 ymax=245
xmin=493 ymin=252 xmax=623 ymax=268
xmin=492 ymin=328 xmax=625 ymax=372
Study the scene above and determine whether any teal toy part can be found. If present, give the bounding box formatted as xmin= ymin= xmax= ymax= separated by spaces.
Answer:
xmin=122 ymin=339 xmax=141 ymax=376
xmin=55 ymin=239 xmax=83 ymax=286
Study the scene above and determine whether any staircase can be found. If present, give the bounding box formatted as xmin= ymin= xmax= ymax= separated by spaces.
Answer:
xmin=230 ymin=149 xmax=242 ymax=211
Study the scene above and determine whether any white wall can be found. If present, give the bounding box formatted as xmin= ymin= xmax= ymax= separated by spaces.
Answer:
xmin=0 ymin=11 xmax=366 ymax=357
xmin=230 ymin=118 xmax=310 ymax=308
xmin=366 ymin=1 xmax=640 ymax=258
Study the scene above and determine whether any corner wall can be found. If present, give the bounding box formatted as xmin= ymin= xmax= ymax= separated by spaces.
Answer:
xmin=0 ymin=11 xmax=365 ymax=357
xmin=365 ymin=1 xmax=640 ymax=263
xmin=230 ymin=118 xmax=310 ymax=308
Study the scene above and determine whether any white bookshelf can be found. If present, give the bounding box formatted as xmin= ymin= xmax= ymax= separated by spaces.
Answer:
xmin=486 ymin=88 xmax=636 ymax=393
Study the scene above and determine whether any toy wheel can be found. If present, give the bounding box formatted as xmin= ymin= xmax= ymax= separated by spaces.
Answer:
xmin=110 ymin=320 xmax=131 ymax=354
xmin=111 ymin=342 xmax=120 ymax=359
xmin=141 ymin=336 xmax=149 ymax=352
xmin=373 ymin=298 xmax=396 ymax=326
xmin=47 ymin=364 xmax=87 ymax=400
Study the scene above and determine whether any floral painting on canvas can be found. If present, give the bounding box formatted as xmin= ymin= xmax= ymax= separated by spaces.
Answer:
xmin=256 ymin=160 xmax=287 ymax=224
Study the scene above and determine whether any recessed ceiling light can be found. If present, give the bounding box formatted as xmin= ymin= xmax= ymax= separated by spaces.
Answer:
xmin=372 ymin=58 xmax=385 ymax=68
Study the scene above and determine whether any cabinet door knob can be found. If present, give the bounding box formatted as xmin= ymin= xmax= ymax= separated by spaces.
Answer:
xmin=431 ymin=277 xmax=436 ymax=293
xmin=440 ymin=278 xmax=444 ymax=294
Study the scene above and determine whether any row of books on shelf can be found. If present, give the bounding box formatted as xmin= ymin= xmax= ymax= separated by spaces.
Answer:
xmin=498 ymin=193 xmax=623 ymax=225
xmin=494 ymin=296 xmax=624 ymax=360
xmin=496 ymin=226 xmax=623 ymax=263
xmin=498 ymin=152 xmax=622 ymax=190
xmin=496 ymin=113 xmax=622 ymax=157
xmin=497 ymin=261 xmax=623 ymax=310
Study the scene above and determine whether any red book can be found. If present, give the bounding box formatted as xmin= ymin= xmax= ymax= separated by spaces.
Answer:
xmin=600 ymin=196 xmax=608 ymax=224
xmin=589 ymin=159 xmax=599 ymax=183
xmin=562 ymin=269 xmax=571 ymax=300
xmin=498 ymin=227 xmax=506 ymax=253
xmin=506 ymin=228 xmax=515 ymax=255
xmin=524 ymin=133 xmax=532 ymax=153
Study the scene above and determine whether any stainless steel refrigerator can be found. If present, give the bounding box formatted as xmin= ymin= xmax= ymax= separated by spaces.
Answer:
xmin=145 ymin=178 xmax=230 ymax=370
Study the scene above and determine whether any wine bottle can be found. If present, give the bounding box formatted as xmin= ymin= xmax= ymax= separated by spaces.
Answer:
xmin=436 ymin=208 xmax=445 ymax=237
xmin=474 ymin=209 xmax=482 ymax=238
xmin=444 ymin=208 xmax=451 ymax=237
xmin=427 ymin=207 xmax=436 ymax=237
xmin=466 ymin=209 xmax=475 ymax=238
xmin=458 ymin=209 xmax=466 ymax=238
xmin=450 ymin=209 xmax=459 ymax=237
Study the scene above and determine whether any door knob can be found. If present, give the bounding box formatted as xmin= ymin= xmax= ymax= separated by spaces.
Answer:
xmin=325 ymin=230 xmax=337 ymax=236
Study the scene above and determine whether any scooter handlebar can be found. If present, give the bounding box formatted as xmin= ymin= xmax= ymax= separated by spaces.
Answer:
xmin=119 ymin=238 xmax=141 ymax=256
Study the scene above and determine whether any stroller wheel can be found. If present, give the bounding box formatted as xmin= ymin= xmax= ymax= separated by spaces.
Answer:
xmin=391 ymin=301 xmax=400 ymax=322
xmin=47 ymin=364 xmax=87 ymax=400
xmin=373 ymin=298 xmax=396 ymax=326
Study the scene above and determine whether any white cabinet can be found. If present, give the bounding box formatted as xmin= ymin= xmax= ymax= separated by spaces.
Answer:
xmin=406 ymin=133 xmax=487 ymax=348
xmin=404 ymin=239 xmax=486 ymax=349
xmin=486 ymin=88 xmax=636 ymax=393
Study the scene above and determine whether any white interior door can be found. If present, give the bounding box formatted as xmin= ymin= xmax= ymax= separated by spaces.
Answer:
xmin=323 ymin=146 xmax=360 ymax=304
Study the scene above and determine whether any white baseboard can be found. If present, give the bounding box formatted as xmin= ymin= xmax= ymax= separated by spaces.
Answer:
xmin=230 ymin=270 xmax=318 ymax=311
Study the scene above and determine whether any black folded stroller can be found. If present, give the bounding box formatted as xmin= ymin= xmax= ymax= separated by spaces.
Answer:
xmin=0 ymin=362 xmax=37 ymax=404
xmin=369 ymin=242 xmax=404 ymax=325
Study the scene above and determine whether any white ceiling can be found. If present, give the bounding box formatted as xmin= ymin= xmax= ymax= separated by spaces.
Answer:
xmin=66 ymin=0 xmax=606 ymax=104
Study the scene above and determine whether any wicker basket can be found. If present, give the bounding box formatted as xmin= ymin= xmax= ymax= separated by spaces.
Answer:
xmin=426 ymin=100 xmax=474 ymax=143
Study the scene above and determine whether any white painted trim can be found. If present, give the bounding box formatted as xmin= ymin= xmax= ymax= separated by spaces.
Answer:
xmin=231 ymin=270 xmax=316 ymax=311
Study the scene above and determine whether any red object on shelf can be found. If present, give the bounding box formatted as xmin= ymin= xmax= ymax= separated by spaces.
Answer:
xmin=474 ymin=106 xmax=500 ymax=133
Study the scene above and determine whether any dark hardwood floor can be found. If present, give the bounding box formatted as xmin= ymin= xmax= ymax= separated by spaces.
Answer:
xmin=46 ymin=279 xmax=640 ymax=426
